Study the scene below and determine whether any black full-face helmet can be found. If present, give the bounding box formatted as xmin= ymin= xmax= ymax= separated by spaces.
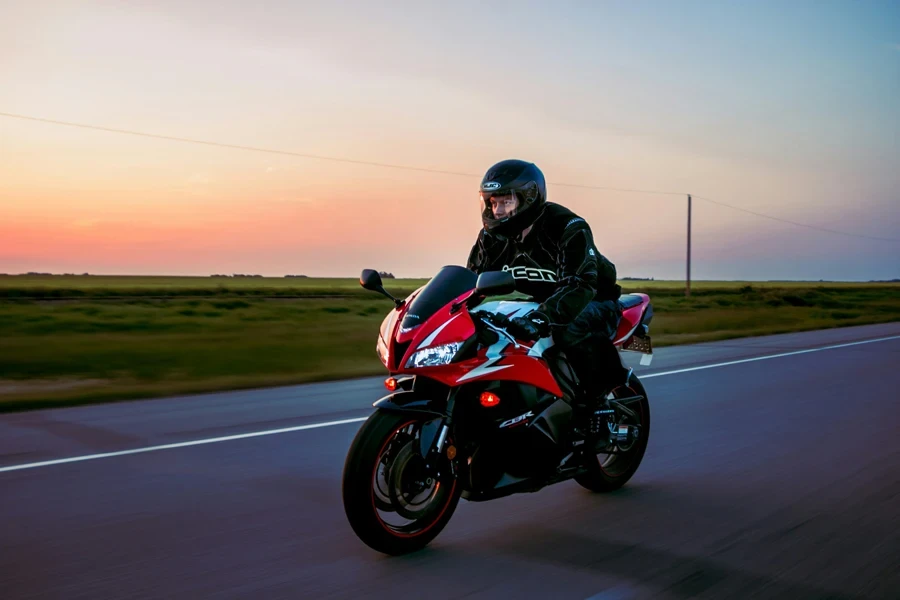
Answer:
xmin=479 ymin=159 xmax=547 ymax=238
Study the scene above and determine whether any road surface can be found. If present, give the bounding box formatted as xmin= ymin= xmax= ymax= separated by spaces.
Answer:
xmin=2 ymin=322 xmax=899 ymax=599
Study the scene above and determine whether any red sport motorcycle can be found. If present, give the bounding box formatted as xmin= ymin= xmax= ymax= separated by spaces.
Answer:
xmin=342 ymin=265 xmax=655 ymax=555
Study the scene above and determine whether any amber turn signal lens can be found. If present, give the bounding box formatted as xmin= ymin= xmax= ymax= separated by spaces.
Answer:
xmin=479 ymin=392 xmax=500 ymax=407
xmin=384 ymin=377 xmax=398 ymax=391
xmin=446 ymin=445 xmax=457 ymax=460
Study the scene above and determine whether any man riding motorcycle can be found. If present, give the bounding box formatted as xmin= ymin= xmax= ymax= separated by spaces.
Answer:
xmin=466 ymin=159 xmax=629 ymax=430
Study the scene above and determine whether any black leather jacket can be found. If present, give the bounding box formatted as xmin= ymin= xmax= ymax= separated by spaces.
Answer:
xmin=466 ymin=202 xmax=621 ymax=327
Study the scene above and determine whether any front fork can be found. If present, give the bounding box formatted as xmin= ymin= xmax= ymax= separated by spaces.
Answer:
xmin=417 ymin=419 xmax=457 ymax=479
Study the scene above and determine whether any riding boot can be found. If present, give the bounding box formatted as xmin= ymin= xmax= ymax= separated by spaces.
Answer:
xmin=566 ymin=352 xmax=608 ymax=441
xmin=580 ymin=343 xmax=631 ymax=443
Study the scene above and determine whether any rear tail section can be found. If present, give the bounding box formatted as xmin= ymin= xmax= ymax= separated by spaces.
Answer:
xmin=614 ymin=294 xmax=654 ymax=365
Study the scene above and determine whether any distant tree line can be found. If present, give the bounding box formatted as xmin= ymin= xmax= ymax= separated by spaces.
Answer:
xmin=9 ymin=272 xmax=92 ymax=276
xmin=4 ymin=271 xmax=896 ymax=283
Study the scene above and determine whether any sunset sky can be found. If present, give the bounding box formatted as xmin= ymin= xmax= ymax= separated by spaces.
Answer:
xmin=2 ymin=1 xmax=898 ymax=280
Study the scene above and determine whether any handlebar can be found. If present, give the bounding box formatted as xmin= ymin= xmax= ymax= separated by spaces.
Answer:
xmin=477 ymin=310 xmax=510 ymax=328
xmin=473 ymin=310 xmax=522 ymax=347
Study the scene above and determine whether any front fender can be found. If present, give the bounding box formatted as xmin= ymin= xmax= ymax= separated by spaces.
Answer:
xmin=372 ymin=390 xmax=449 ymax=418
xmin=373 ymin=390 xmax=449 ymax=457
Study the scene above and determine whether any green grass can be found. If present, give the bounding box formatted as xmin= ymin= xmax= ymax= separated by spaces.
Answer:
xmin=0 ymin=275 xmax=429 ymax=299
xmin=1 ymin=274 xmax=892 ymax=297
xmin=1 ymin=279 xmax=898 ymax=412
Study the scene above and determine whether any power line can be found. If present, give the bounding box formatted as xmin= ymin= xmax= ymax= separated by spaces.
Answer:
xmin=550 ymin=181 xmax=686 ymax=196
xmin=0 ymin=112 xmax=477 ymax=178
xmin=692 ymin=196 xmax=900 ymax=243
xmin=0 ymin=111 xmax=689 ymax=197
xmin=2 ymin=111 xmax=897 ymax=242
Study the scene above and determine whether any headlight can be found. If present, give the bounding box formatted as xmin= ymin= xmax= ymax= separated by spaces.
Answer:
xmin=405 ymin=342 xmax=463 ymax=369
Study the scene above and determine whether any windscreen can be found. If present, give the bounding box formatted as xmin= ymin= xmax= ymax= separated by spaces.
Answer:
xmin=399 ymin=265 xmax=476 ymax=333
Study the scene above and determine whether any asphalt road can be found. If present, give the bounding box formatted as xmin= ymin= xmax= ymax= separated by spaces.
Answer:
xmin=2 ymin=322 xmax=899 ymax=599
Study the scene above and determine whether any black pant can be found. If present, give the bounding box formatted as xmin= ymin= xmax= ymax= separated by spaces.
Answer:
xmin=553 ymin=300 xmax=626 ymax=399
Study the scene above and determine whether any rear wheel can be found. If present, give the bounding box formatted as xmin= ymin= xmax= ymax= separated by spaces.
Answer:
xmin=342 ymin=410 xmax=461 ymax=555
xmin=575 ymin=375 xmax=651 ymax=492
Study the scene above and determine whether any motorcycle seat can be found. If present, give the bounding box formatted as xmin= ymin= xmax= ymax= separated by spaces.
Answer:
xmin=618 ymin=294 xmax=645 ymax=310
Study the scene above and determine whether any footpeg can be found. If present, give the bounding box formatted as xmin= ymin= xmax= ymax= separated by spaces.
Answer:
xmin=556 ymin=451 xmax=579 ymax=471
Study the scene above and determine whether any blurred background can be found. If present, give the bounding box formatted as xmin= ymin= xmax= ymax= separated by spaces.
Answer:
xmin=2 ymin=0 xmax=898 ymax=280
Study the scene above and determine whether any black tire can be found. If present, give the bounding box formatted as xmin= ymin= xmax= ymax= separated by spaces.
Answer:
xmin=342 ymin=410 xmax=461 ymax=555
xmin=575 ymin=375 xmax=651 ymax=492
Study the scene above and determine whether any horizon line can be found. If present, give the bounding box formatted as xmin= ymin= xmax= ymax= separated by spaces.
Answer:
xmin=3 ymin=272 xmax=898 ymax=283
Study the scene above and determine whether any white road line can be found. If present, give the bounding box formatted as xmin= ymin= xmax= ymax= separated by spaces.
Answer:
xmin=1 ymin=333 xmax=898 ymax=475
xmin=640 ymin=334 xmax=900 ymax=379
xmin=0 ymin=417 xmax=368 ymax=474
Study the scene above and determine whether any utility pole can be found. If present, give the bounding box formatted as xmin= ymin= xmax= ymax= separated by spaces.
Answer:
xmin=686 ymin=194 xmax=692 ymax=297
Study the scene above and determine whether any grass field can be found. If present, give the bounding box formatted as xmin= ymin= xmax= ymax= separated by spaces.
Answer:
xmin=1 ymin=276 xmax=898 ymax=412
xmin=0 ymin=275 xmax=430 ymax=299
xmin=1 ymin=274 xmax=894 ymax=297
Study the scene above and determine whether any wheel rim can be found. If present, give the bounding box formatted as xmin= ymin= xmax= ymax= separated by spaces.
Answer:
xmin=370 ymin=420 xmax=457 ymax=538
xmin=373 ymin=425 xmax=414 ymax=511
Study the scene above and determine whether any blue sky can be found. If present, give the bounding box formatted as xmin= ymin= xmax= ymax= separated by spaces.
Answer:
xmin=1 ymin=0 xmax=898 ymax=279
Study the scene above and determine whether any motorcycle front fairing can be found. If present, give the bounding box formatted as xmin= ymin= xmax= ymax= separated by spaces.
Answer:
xmin=386 ymin=299 xmax=564 ymax=398
xmin=379 ymin=295 xmax=574 ymax=492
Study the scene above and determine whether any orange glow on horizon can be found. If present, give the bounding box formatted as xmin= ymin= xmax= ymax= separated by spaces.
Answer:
xmin=1 ymin=3 xmax=895 ymax=281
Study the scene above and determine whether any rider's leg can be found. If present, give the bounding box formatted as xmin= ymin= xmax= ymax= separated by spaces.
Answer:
xmin=555 ymin=301 xmax=629 ymax=426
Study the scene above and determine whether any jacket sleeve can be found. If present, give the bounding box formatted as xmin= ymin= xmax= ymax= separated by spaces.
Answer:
xmin=466 ymin=232 xmax=485 ymax=273
xmin=466 ymin=230 xmax=507 ymax=274
xmin=537 ymin=218 xmax=619 ymax=326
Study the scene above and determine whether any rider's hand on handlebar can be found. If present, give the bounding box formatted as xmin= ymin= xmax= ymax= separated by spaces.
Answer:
xmin=488 ymin=312 xmax=510 ymax=327
xmin=507 ymin=311 xmax=551 ymax=342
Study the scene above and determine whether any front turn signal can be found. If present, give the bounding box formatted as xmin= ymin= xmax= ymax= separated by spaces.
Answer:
xmin=385 ymin=377 xmax=398 ymax=392
xmin=479 ymin=392 xmax=501 ymax=407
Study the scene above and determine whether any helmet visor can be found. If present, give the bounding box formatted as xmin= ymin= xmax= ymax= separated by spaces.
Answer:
xmin=480 ymin=190 xmax=520 ymax=222
xmin=478 ymin=175 xmax=544 ymax=234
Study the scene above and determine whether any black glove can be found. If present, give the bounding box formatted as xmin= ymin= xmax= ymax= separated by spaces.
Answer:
xmin=507 ymin=311 xmax=551 ymax=342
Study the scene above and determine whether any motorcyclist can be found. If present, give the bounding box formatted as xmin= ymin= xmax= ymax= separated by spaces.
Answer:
xmin=466 ymin=159 xmax=629 ymax=431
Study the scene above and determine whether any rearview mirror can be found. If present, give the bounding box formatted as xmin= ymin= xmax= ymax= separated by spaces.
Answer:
xmin=475 ymin=271 xmax=516 ymax=297
xmin=360 ymin=268 xmax=403 ymax=307
xmin=360 ymin=269 xmax=383 ymax=291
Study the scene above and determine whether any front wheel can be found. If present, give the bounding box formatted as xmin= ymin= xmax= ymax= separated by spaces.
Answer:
xmin=576 ymin=375 xmax=651 ymax=492
xmin=342 ymin=410 xmax=461 ymax=555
